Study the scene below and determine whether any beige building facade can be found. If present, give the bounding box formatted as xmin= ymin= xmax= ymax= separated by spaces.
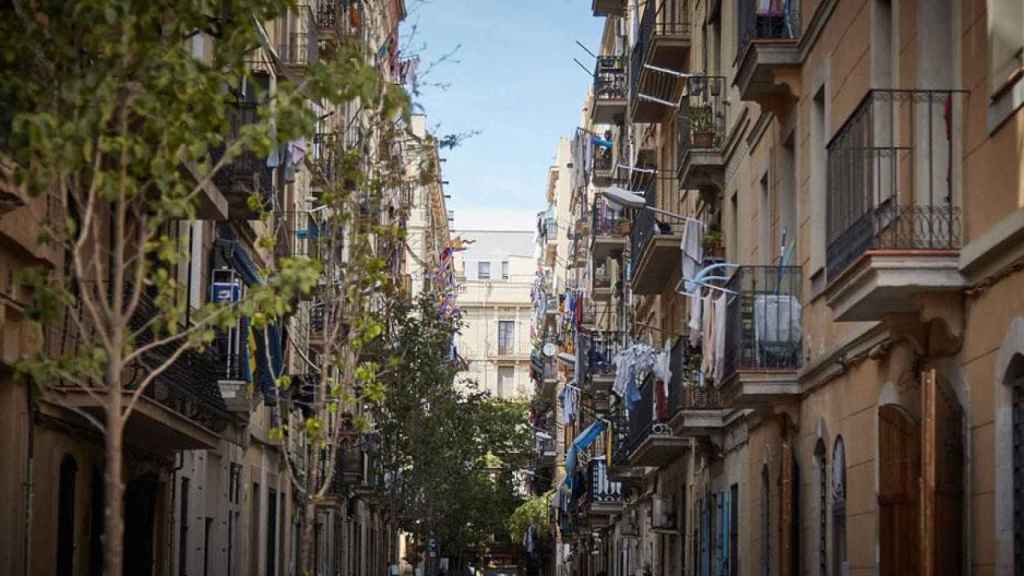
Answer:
xmin=454 ymin=230 xmax=536 ymax=399
xmin=538 ymin=1 xmax=1024 ymax=576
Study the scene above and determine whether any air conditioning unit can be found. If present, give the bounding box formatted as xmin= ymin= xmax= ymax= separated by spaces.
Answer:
xmin=651 ymin=495 xmax=675 ymax=532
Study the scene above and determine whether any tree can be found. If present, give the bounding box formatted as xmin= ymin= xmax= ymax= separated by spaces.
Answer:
xmin=376 ymin=294 xmax=534 ymax=569
xmin=0 ymin=2 xmax=401 ymax=575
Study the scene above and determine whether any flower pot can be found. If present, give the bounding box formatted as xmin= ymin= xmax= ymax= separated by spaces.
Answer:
xmin=692 ymin=131 xmax=716 ymax=148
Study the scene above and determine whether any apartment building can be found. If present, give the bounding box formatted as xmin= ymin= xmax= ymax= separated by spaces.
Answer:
xmin=454 ymin=230 xmax=536 ymax=399
xmin=0 ymin=2 xmax=451 ymax=576
xmin=538 ymin=1 xmax=1024 ymax=576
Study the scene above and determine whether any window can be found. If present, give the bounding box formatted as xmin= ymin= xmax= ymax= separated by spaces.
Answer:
xmin=57 ymin=455 xmax=78 ymax=576
xmin=267 ymin=488 xmax=278 ymax=576
xmin=730 ymin=484 xmax=739 ymax=576
xmin=832 ymin=437 xmax=847 ymax=576
xmin=498 ymin=320 xmax=515 ymax=355
xmin=497 ymin=366 xmax=515 ymax=398
xmin=988 ymin=0 xmax=1024 ymax=96
xmin=761 ymin=464 xmax=771 ymax=576
xmin=815 ymin=439 xmax=828 ymax=576
xmin=810 ymin=87 xmax=827 ymax=279
xmin=478 ymin=261 xmax=491 ymax=280
xmin=760 ymin=172 xmax=772 ymax=264
xmin=250 ymin=482 xmax=260 ymax=574
xmin=203 ymin=517 xmax=214 ymax=576
xmin=501 ymin=260 xmax=509 ymax=280
xmin=780 ymin=135 xmax=796 ymax=261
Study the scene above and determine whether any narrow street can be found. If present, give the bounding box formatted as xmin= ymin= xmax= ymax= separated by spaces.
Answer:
xmin=0 ymin=1 xmax=1022 ymax=576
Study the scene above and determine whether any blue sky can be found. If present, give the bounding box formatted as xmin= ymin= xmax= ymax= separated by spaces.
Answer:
xmin=402 ymin=1 xmax=604 ymax=230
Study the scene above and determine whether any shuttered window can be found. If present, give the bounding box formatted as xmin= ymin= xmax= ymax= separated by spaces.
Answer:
xmin=815 ymin=439 xmax=827 ymax=576
xmin=762 ymin=464 xmax=771 ymax=576
xmin=832 ymin=437 xmax=847 ymax=576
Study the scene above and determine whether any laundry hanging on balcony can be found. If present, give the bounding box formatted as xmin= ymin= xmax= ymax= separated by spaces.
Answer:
xmin=564 ymin=419 xmax=608 ymax=488
xmin=699 ymin=293 xmax=728 ymax=382
xmin=612 ymin=343 xmax=659 ymax=412
xmin=559 ymin=382 xmax=580 ymax=425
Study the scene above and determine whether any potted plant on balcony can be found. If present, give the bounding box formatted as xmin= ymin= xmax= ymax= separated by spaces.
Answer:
xmin=703 ymin=227 xmax=724 ymax=256
xmin=689 ymin=105 xmax=717 ymax=148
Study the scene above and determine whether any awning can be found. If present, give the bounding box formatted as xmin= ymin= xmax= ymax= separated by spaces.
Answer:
xmin=564 ymin=420 xmax=608 ymax=488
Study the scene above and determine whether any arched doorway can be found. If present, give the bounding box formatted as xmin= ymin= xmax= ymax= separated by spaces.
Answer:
xmin=878 ymin=404 xmax=919 ymax=576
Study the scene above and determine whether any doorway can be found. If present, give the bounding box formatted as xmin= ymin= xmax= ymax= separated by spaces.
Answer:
xmin=124 ymin=474 xmax=159 ymax=575
xmin=878 ymin=405 xmax=919 ymax=576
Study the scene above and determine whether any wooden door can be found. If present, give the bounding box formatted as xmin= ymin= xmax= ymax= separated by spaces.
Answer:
xmin=879 ymin=405 xmax=920 ymax=576
xmin=920 ymin=369 xmax=964 ymax=576
xmin=779 ymin=442 xmax=794 ymax=576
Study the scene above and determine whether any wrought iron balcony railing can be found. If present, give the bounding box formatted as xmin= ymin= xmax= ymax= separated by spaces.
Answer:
xmin=310 ymin=132 xmax=339 ymax=187
xmin=582 ymin=458 xmax=622 ymax=507
xmin=630 ymin=0 xmax=692 ymax=108
xmin=278 ymin=32 xmax=316 ymax=68
xmin=825 ymin=89 xmax=966 ymax=280
xmin=211 ymin=102 xmax=276 ymax=207
xmin=592 ymin=197 xmax=629 ymax=237
xmin=594 ymin=55 xmax=627 ymax=103
xmin=737 ymin=0 xmax=801 ymax=59
xmin=587 ymin=330 xmax=625 ymax=378
xmin=630 ymin=205 xmax=687 ymax=281
xmin=721 ymin=266 xmax=803 ymax=383
xmin=676 ymin=75 xmax=728 ymax=162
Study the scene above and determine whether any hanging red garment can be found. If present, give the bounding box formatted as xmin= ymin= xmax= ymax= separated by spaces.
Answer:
xmin=655 ymin=379 xmax=669 ymax=421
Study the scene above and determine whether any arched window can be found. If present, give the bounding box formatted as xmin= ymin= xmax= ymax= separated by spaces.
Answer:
xmin=57 ymin=454 xmax=78 ymax=576
xmin=814 ymin=439 xmax=827 ymax=576
xmin=761 ymin=463 xmax=770 ymax=576
xmin=1011 ymin=356 xmax=1024 ymax=567
xmin=832 ymin=437 xmax=847 ymax=576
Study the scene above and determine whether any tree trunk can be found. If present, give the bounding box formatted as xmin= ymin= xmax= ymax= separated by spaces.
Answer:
xmin=103 ymin=377 xmax=125 ymax=576
xmin=301 ymin=498 xmax=317 ymax=576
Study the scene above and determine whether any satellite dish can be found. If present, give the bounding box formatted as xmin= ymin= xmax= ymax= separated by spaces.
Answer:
xmin=543 ymin=343 xmax=557 ymax=357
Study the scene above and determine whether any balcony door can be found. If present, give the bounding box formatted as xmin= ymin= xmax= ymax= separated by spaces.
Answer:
xmin=878 ymin=405 xmax=919 ymax=576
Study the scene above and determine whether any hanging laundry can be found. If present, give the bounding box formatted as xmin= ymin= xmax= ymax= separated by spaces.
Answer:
xmin=288 ymin=138 xmax=308 ymax=166
xmin=653 ymin=343 xmax=672 ymax=421
xmin=713 ymin=293 xmax=727 ymax=381
xmin=701 ymin=295 xmax=714 ymax=376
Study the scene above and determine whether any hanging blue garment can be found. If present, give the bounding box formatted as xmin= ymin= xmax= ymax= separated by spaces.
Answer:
xmin=564 ymin=420 xmax=608 ymax=488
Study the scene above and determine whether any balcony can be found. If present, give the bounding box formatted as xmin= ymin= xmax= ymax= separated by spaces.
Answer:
xmin=592 ymin=137 xmax=617 ymax=186
xmin=591 ymin=197 xmax=628 ymax=261
xmin=315 ymin=0 xmax=358 ymax=44
xmin=735 ymin=0 xmax=802 ymax=103
xmin=824 ymin=89 xmax=967 ymax=326
xmin=47 ymin=287 xmax=235 ymax=453
xmin=592 ymin=56 xmax=627 ymax=126
xmin=608 ymin=409 xmax=643 ymax=481
xmin=592 ymin=0 xmax=625 ymax=17
xmin=587 ymin=330 xmax=624 ymax=395
xmin=309 ymin=132 xmax=340 ymax=191
xmin=592 ymin=264 xmax=613 ymax=302
xmin=579 ymin=459 xmax=622 ymax=525
xmin=278 ymin=31 xmax=316 ymax=77
xmin=676 ymin=75 xmax=728 ymax=191
xmin=626 ymin=375 xmax=688 ymax=467
xmin=629 ymin=0 xmax=691 ymax=123
xmin=719 ymin=266 xmax=803 ymax=408
xmin=278 ymin=210 xmax=339 ymax=262
xmin=211 ymin=102 xmax=277 ymax=219
xmin=630 ymin=205 xmax=687 ymax=294
xmin=656 ymin=338 xmax=729 ymax=435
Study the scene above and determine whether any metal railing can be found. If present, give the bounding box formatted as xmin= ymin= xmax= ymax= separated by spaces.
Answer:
xmin=583 ymin=459 xmax=622 ymax=506
xmin=310 ymin=132 xmax=339 ymax=187
xmin=826 ymin=89 xmax=965 ymax=280
xmin=721 ymin=266 xmax=803 ymax=383
xmin=47 ymin=284 xmax=233 ymax=430
xmin=676 ymin=75 xmax=728 ymax=168
xmin=593 ymin=266 xmax=612 ymax=289
xmin=278 ymin=32 xmax=316 ymax=67
xmin=594 ymin=55 xmax=626 ymax=102
xmin=625 ymin=374 xmax=670 ymax=454
xmin=587 ymin=330 xmax=625 ymax=377
xmin=737 ymin=0 xmax=801 ymax=59
xmin=592 ymin=197 xmax=629 ymax=237
xmin=593 ymin=141 xmax=614 ymax=173
xmin=211 ymin=102 xmax=276 ymax=204
xmin=630 ymin=206 xmax=687 ymax=280
xmin=278 ymin=211 xmax=338 ymax=259
xmin=630 ymin=0 xmax=692 ymax=104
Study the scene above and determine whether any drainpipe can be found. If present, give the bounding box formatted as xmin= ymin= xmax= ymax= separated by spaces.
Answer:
xmin=23 ymin=384 xmax=35 ymax=576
